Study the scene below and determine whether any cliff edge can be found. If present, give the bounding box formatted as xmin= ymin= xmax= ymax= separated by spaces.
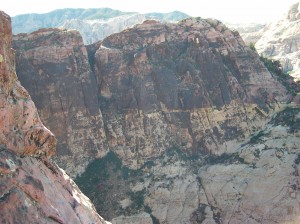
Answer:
xmin=0 ymin=10 xmax=109 ymax=224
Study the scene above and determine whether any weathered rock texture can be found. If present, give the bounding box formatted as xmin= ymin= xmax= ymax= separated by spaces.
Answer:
xmin=13 ymin=18 xmax=291 ymax=175
xmin=0 ymin=148 xmax=109 ymax=224
xmin=75 ymin=106 xmax=300 ymax=223
xmin=0 ymin=10 xmax=109 ymax=224
xmin=12 ymin=16 xmax=300 ymax=223
xmin=161 ymin=108 xmax=300 ymax=224
xmin=256 ymin=2 xmax=300 ymax=81
xmin=13 ymin=28 xmax=107 ymax=176
xmin=0 ymin=11 xmax=56 ymax=157
xmin=92 ymin=18 xmax=289 ymax=168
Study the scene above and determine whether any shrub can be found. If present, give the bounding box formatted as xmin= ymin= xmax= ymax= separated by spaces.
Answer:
xmin=248 ymin=42 xmax=256 ymax=52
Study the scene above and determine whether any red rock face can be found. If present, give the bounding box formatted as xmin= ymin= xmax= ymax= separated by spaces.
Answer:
xmin=13 ymin=28 xmax=107 ymax=176
xmin=0 ymin=11 xmax=56 ymax=157
xmin=0 ymin=10 xmax=108 ymax=224
xmin=0 ymin=149 xmax=108 ymax=224
xmin=13 ymin=18 xmax=291 ymax=172
xmin=91 ymin=18 xmax=290 ymax=167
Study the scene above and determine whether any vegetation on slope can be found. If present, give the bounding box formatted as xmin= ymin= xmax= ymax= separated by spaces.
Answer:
xmin=249 ymin=42 xmax=300 ymax=95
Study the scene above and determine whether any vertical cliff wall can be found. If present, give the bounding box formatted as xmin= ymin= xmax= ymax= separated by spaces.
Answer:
xmin=13 ymin=18 xmax=291 ymax=176
xmin=0 ymin=10 xmax=109 ymax=224
xmin=11 ymin=15 xmax=300 ymax=223
xmin=13 ymin=28 xmax=108 ymax=176
xmin=91 ymin=18 xmax=290 ymax=168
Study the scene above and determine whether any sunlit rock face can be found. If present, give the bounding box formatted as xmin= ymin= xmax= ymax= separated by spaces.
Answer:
xmin=12 ymin=15 xmax=300 ymax=223
xmin=0 ymin=10 xmax=56 ymax=158
xmin=0 ymin=10 xmax=109 ymax=224
xmin=14 ymin=17 xmax=290 ymax=175
xmin=256 ymin=2 xmax=300 ymax=82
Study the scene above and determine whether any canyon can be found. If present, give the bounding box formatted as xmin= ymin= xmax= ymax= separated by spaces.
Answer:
xmin=0 ymin=1 xmax=299 ymax=223
xmin=13 ymin=17 xmax=291 ymax=177
xmin=12 ymin=2 xmax=300 ymax=85
xmin=11 ymin=11 xmax=300 ymax=224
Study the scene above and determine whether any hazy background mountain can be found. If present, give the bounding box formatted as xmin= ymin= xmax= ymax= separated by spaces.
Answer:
xmin=226 ymin=22 xmax=266 ymax=44
xmin=255 ymin=2 xmax=300 ymax=82
xmin=12 ymin=8 xmax=189 ymax=44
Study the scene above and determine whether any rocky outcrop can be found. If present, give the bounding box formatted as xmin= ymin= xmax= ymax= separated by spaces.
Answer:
xmin=91 ymin=18 xmax=289 ymax=168
xmin=0 ymin=148 xmax=109 ymax=224
xmin=256 ymin=2 xmax=300 ymax=82
xmin=12 ymin=8 xmax=189 ymax=44
xmin=0 ymin=10 xmax=109 ymax=223
xmin=12 ymin=16 xmax=300 ymax=223
xmin=75 ymin=106 xmax=300 ymax=223
xmin=0 ymin=11 xmax=56 ymax=157
xmin=13 ymin=18 xmax=291 ymax=176
xmin=13 ymin=28 xmax=107 ymax=177
xmin=62 ymin=14 xmax=147 ymax=45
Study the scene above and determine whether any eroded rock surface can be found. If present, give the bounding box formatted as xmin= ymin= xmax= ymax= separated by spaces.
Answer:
xmin=194 ymin=107 xmax=300 ymax=224
xmin=256 ymin=2 xmax=300 ymax=81
xmin=0 ymin=10 xmax=56 ymax=158
xmin=0 ymin=10 xmax=109 ymax=224
xmin=13 ymin=18 xmax=291 ymax=176
xmin=13 ymin=28 xmax=108 ymax=176
xmin=76 ymin=107 xmax=300 ymax=223
xmin=12 ymin=16 xmax=300 ymax=223
xmin=0 ymin=148 xmax=109 ymax=224
xmin=92 ymin=18 xmax=289 ymax=168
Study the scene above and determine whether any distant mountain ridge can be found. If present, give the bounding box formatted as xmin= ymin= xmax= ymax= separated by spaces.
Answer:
xmin=12 ymin=8 xmax=190 ymax=44
xmin=12 ymin=8 xmax=135 ymax=33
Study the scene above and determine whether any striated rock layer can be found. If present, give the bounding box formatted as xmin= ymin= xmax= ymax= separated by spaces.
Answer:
xmin=13 ymin=18 xmax=291 ymax=175
xmin=0 ymin=10 xmax=109 ymax=224
xmin=13 ymin=28 xmax=108 ymax=176
xmin=12 ymin=16 xmax=300 ymax=223
xmin=91 ymin=18 xmax=289 ymax=168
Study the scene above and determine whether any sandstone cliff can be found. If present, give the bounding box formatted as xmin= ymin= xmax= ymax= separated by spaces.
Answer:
xmin=91 ymin=18 xmax=289 ymax=169
xmin=13 ymin=28 xmax=108 ymax=176
xmin=12 ymin=16 xmax=300 ymax=223
xmin=80 ymin=105 xmax=300 ymax=223
xmin=256 ymin=2 xmax=300 ymax=82
xmin=0 ymin=10 xmax=108 ymax=224
xmin=14 ymin=15 xmax=300 ymax=223
xmin=14 ymin=18 xmax=291 ymax=175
